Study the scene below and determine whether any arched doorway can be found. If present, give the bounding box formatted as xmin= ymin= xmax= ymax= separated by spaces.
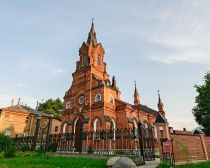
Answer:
xmin=74 ymin=117 xmax=83 ymax=152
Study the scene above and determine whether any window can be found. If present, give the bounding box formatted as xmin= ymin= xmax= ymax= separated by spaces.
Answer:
xmin=159 ymin=126 xmax=164 ymax=137
xmin=93 ymin=118 xmax=101 ymax=140
xmin=110 ymin=96 xmax=114 ymax=104
xmin=79 ymin=96 xmax=85 ymax=104
xmin=133 ymin=119 xmax=138 ymax=138
xmin=144 ymin=122 xmax=149 ymax=137
xmin=154 ymin=125 xmax=158 ymax=139
xmin=110 ymin=119 xmax=116 ymax=140
xmin=63 ymin=123 xmax=68 ymax=133
xmin=95 ymin=93 xmax=102 ymax=102
xmin=66 ymin=102 xmax=71 ymax=109
xmin=82 ymin=55 xmax=86 ymax=66
xmin=55 ymin=126 xmax=58 ymax=133
xmin=5 ymin=130 xmax=11 ymax=136
xmin=97 ymin=55 xmax=101 ymax=66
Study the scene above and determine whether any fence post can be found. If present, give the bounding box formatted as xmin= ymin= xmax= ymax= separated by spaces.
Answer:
xmin=200 ymin=134 xmax=208 ymax=160
xmin=45 ymin=114 xmax=53 ymax=152
xmin=138 ymin=122 xmax=145 ymax=165
xmin=31 ymin=115 xmax=41 ymax=150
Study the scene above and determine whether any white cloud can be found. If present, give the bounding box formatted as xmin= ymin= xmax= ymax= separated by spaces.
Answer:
xmin=0 ymin=93 xmax=38 ymax=109
xmin=19 ymin=57 xmax=66 ymax=75
xmin=52 ymin=68 xmax=66 ymax=75
xmin=17 ymin=83 xmax=24 ymax=87
xmin=141 ymin=1 xmax=210 ymax=65
xmin=150 ymin=49 xmax=210 ymax=65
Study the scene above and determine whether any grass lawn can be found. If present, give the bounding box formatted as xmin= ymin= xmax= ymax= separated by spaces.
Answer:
xmin=0 ymin=156 xmax=107 ymax=168
xmin=176 ymin=161 xmax=210 ymax=168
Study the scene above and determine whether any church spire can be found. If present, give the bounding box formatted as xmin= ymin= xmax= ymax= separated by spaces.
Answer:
xmin=158 ymin=90 xmax=165 ymax=116
xmin=87 ymin=18 xmax=97 ymax=46
xmin=134 ymin=81 xmax=140 ymax=105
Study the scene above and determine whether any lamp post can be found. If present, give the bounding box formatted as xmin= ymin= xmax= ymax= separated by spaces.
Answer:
xmin=31 ymin=114 xmax=41 ymax=150
xmin=138 ymin=122 xmax=145 ymax=165
xmin=45 ymin=114 xmax=53 ymax=152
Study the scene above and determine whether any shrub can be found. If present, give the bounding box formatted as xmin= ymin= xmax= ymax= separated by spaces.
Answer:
xmin=21 ymin=144 xmax=31 ymax=152
xmin=47 ymin=143 xmax=58 ymax=152
xmin=37 ymin=144 xmax=45 ymax=154
xmin=16 ymin=151 xmax=37 ymax=157
xmin=88 ymin=145 xmax=94 ymax=154
xmin=0 ymin=134 xmax=13 ymax=151
xmin=3 ymin=146 xmax=17 ymax=158
xmin=156 ymin=161 xmax=170 ymax=168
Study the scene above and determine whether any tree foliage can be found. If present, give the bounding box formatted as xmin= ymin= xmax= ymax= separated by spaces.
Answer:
xmin=36 ymin=98 xmax=63 ymax=119
xmin=193 ymin=72 xmax=210 ymax=136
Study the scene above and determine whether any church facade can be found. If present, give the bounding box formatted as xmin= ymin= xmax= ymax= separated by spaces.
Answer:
xmin=61 ymin=22 xmax=169 ymax=145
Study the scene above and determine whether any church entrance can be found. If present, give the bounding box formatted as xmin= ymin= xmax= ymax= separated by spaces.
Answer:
xmin=74 ymin=117 xmax=83 ymax=152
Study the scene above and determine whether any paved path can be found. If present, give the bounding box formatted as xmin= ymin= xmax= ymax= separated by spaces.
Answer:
xmin=137 ymin=159 xmax=160 ymax=168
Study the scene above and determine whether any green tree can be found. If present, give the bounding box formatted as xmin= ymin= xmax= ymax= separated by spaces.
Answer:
xmin=37 ymin=98 xmax=63 ymax=119
xmin=193 ymin=72 xmax=210 ymax=136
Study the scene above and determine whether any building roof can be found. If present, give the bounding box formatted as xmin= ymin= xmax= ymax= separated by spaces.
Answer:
xmin=1 ymin=105 xmax=50 ymax=117
xmin=136 ymin=104 xmax=158 ymax=115
xmin=116 ymin=99 xmax=158 ymax=115
xmin=173 ymin=130 xmax=193 ymax=135
xmin=155 ymin=112 xmax=167 ymax=123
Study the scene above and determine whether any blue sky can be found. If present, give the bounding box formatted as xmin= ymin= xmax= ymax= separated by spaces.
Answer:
xmin=0 ymin=0 xmax=209 ymax=130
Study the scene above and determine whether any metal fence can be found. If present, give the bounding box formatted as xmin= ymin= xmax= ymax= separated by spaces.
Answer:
xmin=14 ymin=126 xmax=155 ymax=161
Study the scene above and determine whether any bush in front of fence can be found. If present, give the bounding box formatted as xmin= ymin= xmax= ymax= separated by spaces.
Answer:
xmin=37 ymin=144 xmax=45 ymax=154
xmin=48 ymin=143 xmax=58 ymax=152
xmin=3 ymin=146 xmax=17 ymax=158
xmin=156 ymin=161 xmax=170 ymax=168
xmin=0 ymin=134 xmax=14 ymax=152
xmin=0 ymin=134 xmax=17 ymax=158
xmin=21 ymin=144 xmax=31 ymax=152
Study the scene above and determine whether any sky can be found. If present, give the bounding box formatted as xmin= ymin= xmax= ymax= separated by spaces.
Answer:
xmin=0 ymin=0 xmax=209 ymax=131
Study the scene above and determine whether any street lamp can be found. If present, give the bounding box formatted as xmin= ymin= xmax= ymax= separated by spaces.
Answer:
xmin=45 ymin=114 xmax=54 ymax=152
xmin=31 ymin=114 xmax=42 ymax=150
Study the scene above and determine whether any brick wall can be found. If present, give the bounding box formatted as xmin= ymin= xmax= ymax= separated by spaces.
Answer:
xmin=170 ymin=134 xmax=206 ymax=162
xmin=204 ymin=136 xmax=210 ymax=159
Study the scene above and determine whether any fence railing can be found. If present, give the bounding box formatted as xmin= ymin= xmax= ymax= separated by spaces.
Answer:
xmin=13 ymin=127 xmax=155 ymax=160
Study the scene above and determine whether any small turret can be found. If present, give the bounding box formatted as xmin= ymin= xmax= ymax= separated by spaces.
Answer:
xmin=11 ymin=99 xmax=15 ymax=106
xmin=134 ymin=81 xmax=140 ymax=105
xmin=158 ymin=90 xmax=165 ymax=116
xmin=112 ymin=76 xmax=117 ymax=88
xmin=87 ymin=18 xmax=97 ymax=46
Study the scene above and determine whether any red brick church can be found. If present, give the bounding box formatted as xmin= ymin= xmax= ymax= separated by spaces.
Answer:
xmin=61 ymin=21 xmax=169 ymax=150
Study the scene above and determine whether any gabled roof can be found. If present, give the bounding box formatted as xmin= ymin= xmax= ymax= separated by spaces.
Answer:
xmin=136 ymin=104 xmax=158 ymax=115
xmin=116 ymin=99 xmax=158 ymax=115
xmin=1 ymin=105 xmax=49 ymax=117
xmin=155 ymin=112 xmax=167 ymax=123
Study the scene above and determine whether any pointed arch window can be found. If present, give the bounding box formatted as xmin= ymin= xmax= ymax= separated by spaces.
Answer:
xmin=93 ymin=118 xmax=101 ymax=140
xmin=81 ymin=55 xmax=86 ymax=66
xmin=95 ymin=93 xmax=102 ymax=102
xmin=66 ymin=102 xmax=71 ymax=109
xmin=133 ymin=119 xmax=138 ymax=138
xmin=62 ymin=123 xmax=68 ymax=133
xmin=110 ymin=119 xmax=116 ymax=140
xmin=110 ymin=96 xmax=114 ymax=104
xmin=97 ymin=55 xmax=101 ymax=66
